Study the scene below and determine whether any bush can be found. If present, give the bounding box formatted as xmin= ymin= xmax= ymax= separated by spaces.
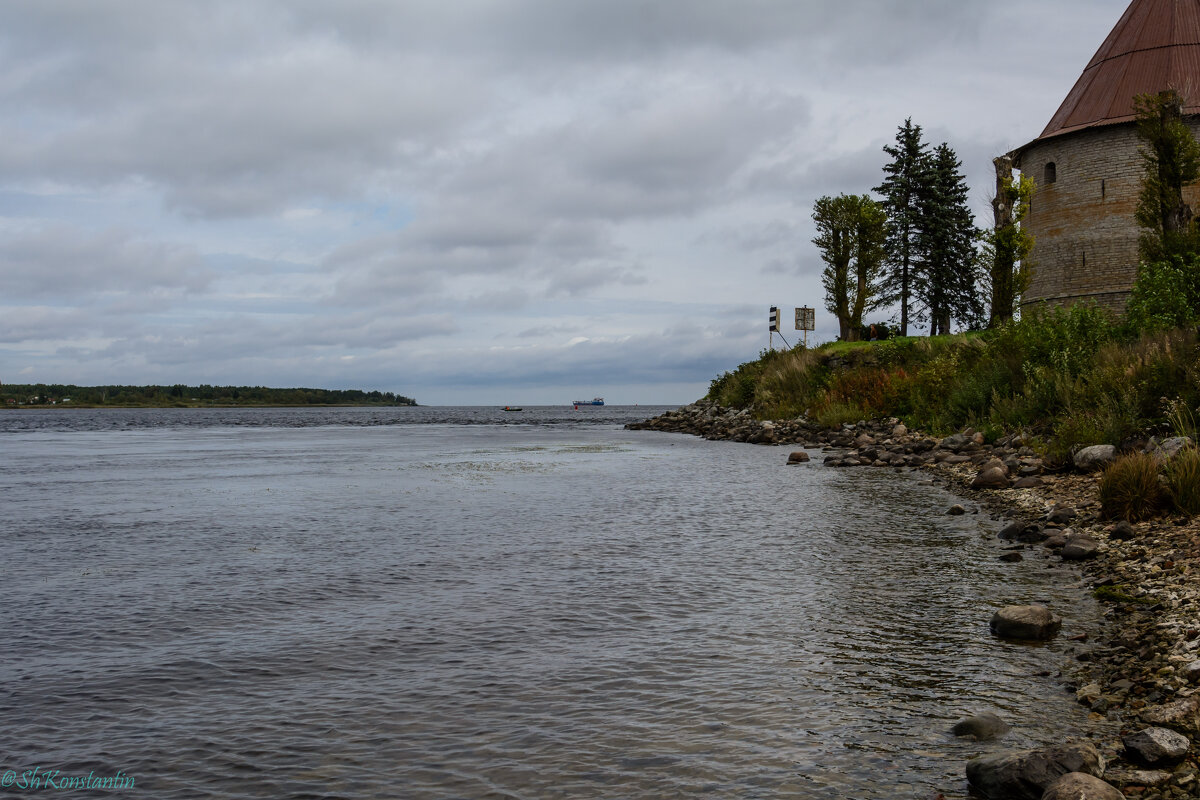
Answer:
xmin=1165 ymin=446 xmax=1200 ymax=516
xmin=1099 ymin=452 xmax=1167 ymax=521
xmin=1125 ymin=255 xmax=1200 ymax=333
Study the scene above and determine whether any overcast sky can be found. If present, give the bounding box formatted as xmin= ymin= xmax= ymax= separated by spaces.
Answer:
xmin=0 ymin=0 xmax=1131 ymax=405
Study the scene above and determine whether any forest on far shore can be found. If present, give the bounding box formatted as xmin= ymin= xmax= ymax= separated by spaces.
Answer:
xmin=1 ymin=383 xmax=417 ymax=407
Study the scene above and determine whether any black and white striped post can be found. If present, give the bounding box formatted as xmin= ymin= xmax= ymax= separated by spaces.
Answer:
xmin=768 ymin=306 xmax=779 ymax=350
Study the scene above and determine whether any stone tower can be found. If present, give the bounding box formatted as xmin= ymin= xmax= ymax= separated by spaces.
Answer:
xmin=1013 ymin=0 xmax=1200 ymax=313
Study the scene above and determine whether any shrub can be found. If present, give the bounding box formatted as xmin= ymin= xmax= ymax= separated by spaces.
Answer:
xmin=1099 ymin=452 xmax=1167 ymax=521
xmin=813 ymin=401 xmax=868 ymax=429
xmin=1165 ymin=445 xmax=1200 ymax=516
xmin=1125 ymin=255 xmax=1200 ymax=333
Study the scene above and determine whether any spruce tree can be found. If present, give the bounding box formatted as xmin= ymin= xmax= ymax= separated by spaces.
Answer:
xmin=874 ymin=119 xmax=929 ymax=336
xmin=917 ymin=143 xmax=982 ymax=334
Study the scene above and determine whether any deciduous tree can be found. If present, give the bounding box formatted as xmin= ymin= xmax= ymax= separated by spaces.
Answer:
xmin=812 ymin=194 xmax=887 ymax=341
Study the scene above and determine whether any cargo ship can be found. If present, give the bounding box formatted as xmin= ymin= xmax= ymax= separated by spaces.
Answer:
xmin=572 ymin=397 xmax=604 ymax=406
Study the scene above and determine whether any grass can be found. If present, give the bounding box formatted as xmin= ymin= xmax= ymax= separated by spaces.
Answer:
xmin=1099 ymin=452 xmax=1168 ymax=522
xmin=1165 ymin=445 xmax=1200 ymax=516
xmin=704 ymin=303 xmax=1200 ymax=453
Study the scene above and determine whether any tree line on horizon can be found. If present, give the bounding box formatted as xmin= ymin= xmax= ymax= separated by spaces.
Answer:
xmin=1 ymin=383 xmax=417 ymax=407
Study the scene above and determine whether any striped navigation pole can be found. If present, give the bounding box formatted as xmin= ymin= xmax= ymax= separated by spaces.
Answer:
xmin=768 ymin=306 xmax=779 ymax=350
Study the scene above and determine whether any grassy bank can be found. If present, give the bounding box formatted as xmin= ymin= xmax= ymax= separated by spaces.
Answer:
xmin=707 ymin=304 xmax=1200 ymax=465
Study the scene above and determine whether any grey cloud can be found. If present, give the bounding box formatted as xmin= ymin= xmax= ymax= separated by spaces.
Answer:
xmin=0 ymin=225 xmax=211 ymax=300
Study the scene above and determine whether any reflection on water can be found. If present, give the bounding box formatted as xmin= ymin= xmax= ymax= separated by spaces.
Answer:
xmin=1 ymin=409 xmax=1109 ymax=799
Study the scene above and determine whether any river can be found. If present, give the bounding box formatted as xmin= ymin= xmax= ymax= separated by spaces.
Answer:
xmin=0 ymin=406 xmax=1109 ymax=798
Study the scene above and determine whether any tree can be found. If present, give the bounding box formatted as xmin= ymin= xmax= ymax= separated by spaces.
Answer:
xmin=874 ymin=118 xmax=930 ymax=336
xmin=916 ymin=143 xmax=983 ymax=334
xmin=1134 ymin=89 xmax=1200 ymax=262
xmin=985 ymin=155 xmax=1034 ymax=327
xmin=812 ymin=194 xmax=887 ymax=341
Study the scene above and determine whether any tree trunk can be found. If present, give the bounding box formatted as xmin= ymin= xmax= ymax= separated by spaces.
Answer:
xmin=990 ymin=155 xmax=1015 ymax=327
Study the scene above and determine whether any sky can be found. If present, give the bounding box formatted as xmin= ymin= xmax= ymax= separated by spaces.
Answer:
xmin=0 ymin=0 xmax=1133 ymax=405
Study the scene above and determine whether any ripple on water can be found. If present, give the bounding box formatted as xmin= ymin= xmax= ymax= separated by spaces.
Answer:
xmin=1 ymin=417 xmax=1112 ymax=799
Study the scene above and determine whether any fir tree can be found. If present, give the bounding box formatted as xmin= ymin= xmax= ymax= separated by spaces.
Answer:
xmin=874 ymin=118 xmax=929 ymax=336
xmin=916 ymin=143 xmax=982 ymax=334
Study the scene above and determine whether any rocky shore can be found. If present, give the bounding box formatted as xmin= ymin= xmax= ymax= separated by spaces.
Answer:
xmin=627 ymin=401 xmax=1200 ymax=799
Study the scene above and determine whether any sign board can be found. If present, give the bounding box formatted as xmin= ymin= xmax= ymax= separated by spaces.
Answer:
xmin=795 ymin=307 xmax=815 ymax=331
xmin=768 ymin=306 xmax=779 ymax=332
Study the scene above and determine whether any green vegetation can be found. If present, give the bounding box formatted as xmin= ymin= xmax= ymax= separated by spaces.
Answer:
xmin=0 ymin=383 xmax=416 ymax=408
xmin=1093 ymin=584 xmax=1155 ymax=604
xmin=872 ymin=119 xmax=981 ymax=337
xmin=1099 ymin=452 xmax=1167 ymax=522
xmin=1165 ymin=446 xmax=1200 ymax=517
xmin=706 ymin=303 xmax=1200 ymax=466
xmin=812 ymin=193 xmax=887 ymax=341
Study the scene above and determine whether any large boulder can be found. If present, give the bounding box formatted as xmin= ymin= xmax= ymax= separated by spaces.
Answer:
xmin=990 ymin=605 xmax=1062 ymax=641
xmin=966 ymin=742 xmax=1104 ymax=800
xmin=1122 ymin=726 xmax=1190 ymax=765
xmin=1040 ymin=772 xmax=1125 ymax=800
xmin=1074 ymin=444 xmax=1117 ymax=472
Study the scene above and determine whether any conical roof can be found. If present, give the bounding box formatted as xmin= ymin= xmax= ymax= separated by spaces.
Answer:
xmin=1037 ymin=0 xmax=1200 ymax=141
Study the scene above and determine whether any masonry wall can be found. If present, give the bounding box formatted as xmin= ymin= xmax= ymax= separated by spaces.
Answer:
xmin=1017 ymin=120 xmax=1200 ymax=315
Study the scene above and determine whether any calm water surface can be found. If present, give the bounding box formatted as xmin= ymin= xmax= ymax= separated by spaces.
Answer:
xmin=1 ymin=406 xmax=1109 ymax=798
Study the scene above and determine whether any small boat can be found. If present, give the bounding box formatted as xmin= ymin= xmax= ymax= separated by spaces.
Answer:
xmin=572 ymin=397 xmax=604 ymax=406
xmin=502 ymin=406 xmax=523 ymax=411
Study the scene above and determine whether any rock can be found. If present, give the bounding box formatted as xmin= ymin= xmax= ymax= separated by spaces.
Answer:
xmin=1140 ymin=695 xmax=1200 ymax=734
xmin=990 ymin=605 xmax=1062 ymax=641
xmin=1074 ymin=444 xmax=1117 ymax=472
xmin=1042 ymin=532 xmax=1068 ymax=549
xmin=1040 ymin=772 xmax=1125 ymax=800
xmin=1013 ymin=476 xmax=1045 ymax=489
xmin=1122 ymin=726 xmax=1190 ymax=765
xmin=972 ymin=467 xmax=1012 ymax=489
xmin=948 ymin=504 xmax=966 ymax=516
xmin=941 ymin=432 xmax=971 ymax=451
xmin=980 ymin=457 xmax=1008 ymax=474
xmin=999 ymin=551 xmax=1024 ymax=562
xmin=1103 ymin=769 xmax=1172 ymax=787
xmin=1148 ymin=436 xmax=1193 ymax=463
xmin=966 ymin=742 xmax=1104 ymax=800
xmin=1061 ymin=535 xmax=1100 ymax=561
xmin=787 ymin=451 xmax=810 ymax=464
xmin=892 ymin=423 xmax=908 ymax=438
xmin=1047 ymin=505 xmax=1077 ymax=524
xmin=999 ymin=521 xmax=1026 ymax=540
xmin=952 ymin=712 xmax=1010 ymax=741
xmin=1183 ymin=660 xmax=1200 ymax=682
xmin=1109 ymin=521 xmax=1136 ymax=541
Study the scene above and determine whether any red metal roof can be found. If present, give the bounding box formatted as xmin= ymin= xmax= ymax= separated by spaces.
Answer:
xmin=1037 ymin=0 xmax=1200 ymax=141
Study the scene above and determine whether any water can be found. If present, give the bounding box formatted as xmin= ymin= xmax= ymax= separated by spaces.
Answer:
xmin=0 ymin=406 xmax=1109 ymax=799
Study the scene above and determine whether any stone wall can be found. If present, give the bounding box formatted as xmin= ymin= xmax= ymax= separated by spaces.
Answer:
xmin=1015 ymin=120 xmax=1200 ymax=315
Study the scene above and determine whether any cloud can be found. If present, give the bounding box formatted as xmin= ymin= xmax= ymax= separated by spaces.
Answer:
xmin=0 ymin=224 xmax=211 ymax=300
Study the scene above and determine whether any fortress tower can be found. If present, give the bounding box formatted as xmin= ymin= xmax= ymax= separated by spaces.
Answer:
xmin=1013 ymin=0 xmax=1200 ymax=313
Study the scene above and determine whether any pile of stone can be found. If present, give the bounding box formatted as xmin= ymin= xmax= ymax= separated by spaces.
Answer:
xmin=624 ymin=400 xmax=816 ymax=444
